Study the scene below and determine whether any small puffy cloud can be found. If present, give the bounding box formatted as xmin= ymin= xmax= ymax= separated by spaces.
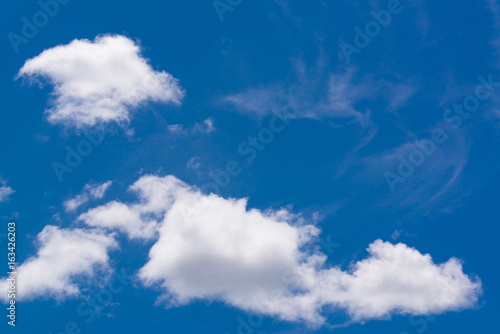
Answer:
xmin=0 ymin=182 xmax=14 ymax=202
xmin=167 ymin=124 xmax=186 ymax=134
xmin=167 ymin=118 xmax=216 ymax=135
xmin=64 ymin=196 xmax=87 ymax=213
xmin=87 ymin=181 xmax=113 ymax=199
xmin=17 ymin=34 xmax=184 ymax=129
xmin=78 ymin=176 xmax=188 ymax=240
xmin=79 ymin=174 xmax=481 ymax=326
xmin=79 ymin=201 xmax=157 ymax=241
xmin=193 ymin=118 xmax=216 ymax=134
xmin=0 ymin=226 xmax=117 ymax=302
xmin=391 ymin=229 xmax=406 ymax=240
xmin=186 ymin=157 xmax=201 ymax=170
xmin=64 ymin=181 xmax=113 ymax=212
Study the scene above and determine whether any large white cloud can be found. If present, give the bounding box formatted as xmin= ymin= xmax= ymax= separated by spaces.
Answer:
xmin=77 ymin=174 xmax=481 ymax=326
xmin=17 ymin=34 xmax=184 ymax=129
xmin=0 ymin=226 xmax=117 ymax=302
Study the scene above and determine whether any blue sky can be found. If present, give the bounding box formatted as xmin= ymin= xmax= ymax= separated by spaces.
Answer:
xmin=0 ymin=0 xmax=499 ymax=333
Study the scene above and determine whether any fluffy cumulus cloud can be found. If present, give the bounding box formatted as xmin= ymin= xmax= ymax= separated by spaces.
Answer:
xmin=0 ymin=182 xmax=14 ymax=202
xmin=138 ymin=188 xmax=323 ymax=319
xmin=314 ymin=241 xmax=480 ymax=322
xmin=64 ymin=181 xmax=113 ymax=212
xmin=0 ymin=226 xmax=117 ymax=302
xmin=77 ymin=174 xmax=481 ymax=326
xmin=17 ymin=34 xmax=184 ymax=129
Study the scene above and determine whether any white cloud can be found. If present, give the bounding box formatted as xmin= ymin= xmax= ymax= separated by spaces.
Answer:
xmin=194 ymin=118 xmax=216 ymax=134
xmin=167 ymin=124 xmax=186 ymax=134
xmin=80 ymin=174 xmax=481 ymax=326
xmin=17 ymin=34 xmax=184 ymax=129
xmin=138 ymin=184 xmax=322 ymax=321
xmin=64 ymin=195 xmax=87 ymax=213
xmin=64 ymin=181 xmax=113 ymax=212
xmin=78 ymin=176 xmax=188 ymax=240
xmin=79 ymin=201 xmax=158 ymax=241
xmin=2 ymin=175 xmax=481 ymax=324
xmin=0 ymin=226 xmax=117 ymax=302
xmin=186 ymin=157 xmax=201 ymax=170
xmin=167 ymin=118 xmax=216 ymax=135
xmin=88 ymin=181 xmax=113 ymax=199
xmin=0 ymin=182 xmax=14 ymax=202
xmin=316 ymin=240 xmax=481 ymax=322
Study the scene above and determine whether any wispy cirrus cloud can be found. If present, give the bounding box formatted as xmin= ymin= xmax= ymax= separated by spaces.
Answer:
xmin=354 ymin=123 xmax=470 ymax=214
xmin=17 ymin=34 xmax=184 ymax=129
xmin=222 ymin=59 xmax=415 ymax=135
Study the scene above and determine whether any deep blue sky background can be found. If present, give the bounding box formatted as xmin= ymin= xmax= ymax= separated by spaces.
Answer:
xmin=1 ymin=0 xmax=499 ymax=333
